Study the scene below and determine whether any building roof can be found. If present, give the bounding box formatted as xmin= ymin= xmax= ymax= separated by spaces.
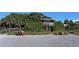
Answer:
xmin=41 ymin=18 xmax=53 ymax=21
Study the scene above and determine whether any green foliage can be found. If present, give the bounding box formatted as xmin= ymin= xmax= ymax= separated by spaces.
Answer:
xmin=53 ymin=30 xmax=69 ymax=35
xmin=53 ymin=21 xmax=64 ymax=30
xmin=1 ymin=12 xmax=79 ymax=35
xmin=64 ymin=19 xmax=69 ymax=24
xmin=0 ymin=12 xmax=49 ymax=32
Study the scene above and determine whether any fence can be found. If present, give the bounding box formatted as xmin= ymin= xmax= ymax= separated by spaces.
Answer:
xmin=0 ymin=28 xmax=20 ymax=34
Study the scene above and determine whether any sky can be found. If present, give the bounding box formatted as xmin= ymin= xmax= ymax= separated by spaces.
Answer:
xmin=0 ymin=12 xmax=79 ymax=22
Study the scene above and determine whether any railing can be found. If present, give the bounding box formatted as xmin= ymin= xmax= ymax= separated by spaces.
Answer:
xmin=0 ymin=28 xmax=21 ymax=34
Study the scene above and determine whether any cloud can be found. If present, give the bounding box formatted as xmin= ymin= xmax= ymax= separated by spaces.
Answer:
xmin=73 ymin=19 xmax=79 ymax=22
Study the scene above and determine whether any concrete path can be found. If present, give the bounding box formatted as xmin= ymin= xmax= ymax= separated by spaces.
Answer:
xmin=0 ymin=34 xmax=79 ymax=47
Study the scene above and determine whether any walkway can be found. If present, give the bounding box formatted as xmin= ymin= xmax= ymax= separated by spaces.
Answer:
xmin=0 ymin=34 xmax=79 ymax=47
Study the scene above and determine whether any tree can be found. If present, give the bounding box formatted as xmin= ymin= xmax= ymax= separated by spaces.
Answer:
xmin=53 ymin=21 xmax=64 ymax=30
xmin=0 ymin=12 xmax=49 ymax=32
xmin=64 ymin=19 xmax=69 ymax=24
xmin=64 ymin=19 xmax=69 ymax=31
xmin=68 ymin=20 xmax=76 ymax=30
xmin=69 ymin=20 xmax=74 ymax=25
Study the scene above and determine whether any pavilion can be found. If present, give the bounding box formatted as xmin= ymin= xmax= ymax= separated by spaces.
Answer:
xmin=41 ymin=18 xmax=54 ymax=31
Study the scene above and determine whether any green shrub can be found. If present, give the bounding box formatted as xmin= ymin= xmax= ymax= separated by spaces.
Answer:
xmin=53 ymin=30 xmax=69 ymax=35
xmin=69 ymin=30 xmax=79 ymax=35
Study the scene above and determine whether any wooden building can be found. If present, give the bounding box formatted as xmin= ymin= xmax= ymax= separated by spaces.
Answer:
xmin=41 ymin=18 xmax=54 ymax=31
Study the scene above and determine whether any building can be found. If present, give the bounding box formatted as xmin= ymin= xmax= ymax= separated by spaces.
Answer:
xmin=41 ymin=18 xmax=54 ymax=31
xmin=64 ymin=24 xmax=68 ymax=27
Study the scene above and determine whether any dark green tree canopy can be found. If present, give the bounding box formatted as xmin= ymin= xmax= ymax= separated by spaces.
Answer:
xmin=64 ymin=19 xmax=69 ymax=24
xmin=0 ymin=12 xmax=53 ymax=32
